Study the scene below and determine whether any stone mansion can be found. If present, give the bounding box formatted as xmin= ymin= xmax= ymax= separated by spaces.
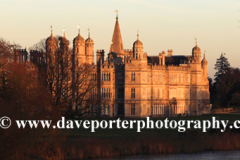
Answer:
xmin=17 ymin=15 xmax=211 ymax=117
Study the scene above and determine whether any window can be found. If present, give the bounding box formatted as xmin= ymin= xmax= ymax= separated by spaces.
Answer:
xmin=131 ymin=72 xmax=135 ymax=81
xmin=101 ymin=88 xmax=111 ymax=98
xmin=102 ymin=105 xmax=109 ymax=115
xmin=131 ymin=104 xmax=135 ymax=115
xmin=103 ymin=88 xmax=105 ymax=98
xmin=106 ymin=88 xmax=110 ymax=98
xmin=101 ymin=73 xmax=110 ymax=81
xmin=155 ymin=73 xmax=157 ymax=82
xmin=91 ymin=88 xmax=97 ymax=98
xmin=107 ymin=73 xmax=111 ymax=81
xmin=136 ymin=53 xmax=138 ymax=59
xmin=106 ymin=73 xmax=108 ymax=81
xmin=131 ymin=88 xmax=135 ymax=98
xmin=90 ymin=73 xmax=96 ymax=81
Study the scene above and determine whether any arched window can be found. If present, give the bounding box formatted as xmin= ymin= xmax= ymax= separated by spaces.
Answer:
xmin=136 ymin=53 xmax=138 ymax=59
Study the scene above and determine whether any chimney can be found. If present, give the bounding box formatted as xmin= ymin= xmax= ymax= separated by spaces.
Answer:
xmin=162 ymin=51 xmax=165 ymax=65
xmin=167 ymin=49 xmax=173 ymax=56
xmin=158 ymin=53 xmax=162 ymax=65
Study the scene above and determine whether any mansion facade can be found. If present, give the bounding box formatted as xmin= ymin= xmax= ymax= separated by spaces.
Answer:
xmin=16 ymin=15 xmax=211 ymax=117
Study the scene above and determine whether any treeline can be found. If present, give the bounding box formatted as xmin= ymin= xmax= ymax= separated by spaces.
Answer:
xmin=209 ymin=53 xmax=240 ymax=108
xmin=0 ymin=37 xmax=97 ymax=159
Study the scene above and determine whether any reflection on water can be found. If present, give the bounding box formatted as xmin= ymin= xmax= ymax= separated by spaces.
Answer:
xmin=105 ymin=151 xmax=240 ymax=160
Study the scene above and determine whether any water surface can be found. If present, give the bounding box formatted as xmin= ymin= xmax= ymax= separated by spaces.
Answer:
xmin=105 ymin=150 xmax=240 ymax=160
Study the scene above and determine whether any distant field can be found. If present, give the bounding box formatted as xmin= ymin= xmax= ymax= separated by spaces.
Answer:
xmin=61 ymin=113 xmax=240 ymax=138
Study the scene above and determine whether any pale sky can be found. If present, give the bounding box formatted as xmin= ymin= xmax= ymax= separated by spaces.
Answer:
xmin=1 ymin=0 xmax=240 ymax=79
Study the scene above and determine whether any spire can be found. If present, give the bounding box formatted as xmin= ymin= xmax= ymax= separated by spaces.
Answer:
xmin=109 ymin=11 xmax=124 ymax=55
xmin=63 ymin=28 xmax=66 ymax=38
xmin=115 ymin=10 xmax=118 ymax=19
xmin=88 ymin=28 xmax=90 ymax=38
xmin=50 ymin=26 xmax=53 ymax=37
xmin=202 ymin=51 xmax=208 ymax=64
xmin=78 ymin=25 xmax=80 ymax=35
xmin=137 ymin=30 xmax=139 ymax=40
xmin=195 ymin=38 xmax=197 ymax=46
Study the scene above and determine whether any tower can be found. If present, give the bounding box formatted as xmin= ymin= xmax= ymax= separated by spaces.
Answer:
xmin=192 ymin=39 xmax=201 ymax=63
xmin=201 ymin=53 xmax=208 ymax=80
xmin=46 ymin=26 xmax=58 ymax=65
xmin=73 ymin=26 xmax=85 ymax=66
xmin=133 ymin=31 xmax=143 ymax=60
xmin=46 ymin=26 xmax=58 ymax=54
xmin=190 ymin=39 xmax=203 ymax=115
xmin=109 ymin=12 xmax=124 ymax=58
xmin=85 ymin=29 xmax=94 ymax=65
xmin=60 ymin=29 xmax=69 ymax=50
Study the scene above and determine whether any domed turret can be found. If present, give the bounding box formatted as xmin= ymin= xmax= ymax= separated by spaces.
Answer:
xmin=86 ymin=30 xmax=94 ymax=44
xmin=133 ymin=32 xmax=143 ymax=59
xmin=192 ymin=39 xmax=201 ymax=55
xmin=74 ymin=30 xmax=85 ymax=44
xmin=73 ymin=26 xmax=86 ymax=65
xmin=201 ymin=53 xmax=208 ymax=64
xmin=133 ymin=34 xmax=143 ymax=48
xmin=60 ymin=30 xmax=69 ymax=49
xmin=192 ymin=45 xmax=201 ymax=52
xmin=192 ymin=38 xmax=201 ymax=63
xmin=85 ymin=29 xmax=94 ymax=65
xmin=46 ymin=27 xmax=58 ymax=52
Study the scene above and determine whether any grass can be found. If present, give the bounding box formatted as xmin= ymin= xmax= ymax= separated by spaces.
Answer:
xmin=37 ymin=113 xmax=240 ymax=159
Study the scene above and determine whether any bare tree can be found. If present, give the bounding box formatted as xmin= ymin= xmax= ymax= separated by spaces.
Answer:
xmin=38 ymin=37 xmax=97 ymax=117
xmin=0 ymin=39 xmax=62 ymax=160
xmin=29 ymin=38 xmax=46 ymax=52
xmin=72 ymin=65 xmax=97 ymax=116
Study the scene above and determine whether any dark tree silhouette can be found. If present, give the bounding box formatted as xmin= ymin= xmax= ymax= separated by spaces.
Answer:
xmin=0 ymin=39 xmax=62 ymax=160
xmin=214 ymin=53 xmax=230 ymax=82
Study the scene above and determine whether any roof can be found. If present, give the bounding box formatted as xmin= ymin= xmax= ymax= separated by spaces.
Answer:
xmin=74 ymin=32 xmax=85 ymax=43
xmin=148 ymin=55 xmax=192 ymax=66
xmin=46 ymin=32 xmax=58 ymax=45
xmin=109 ymin=17 xmax=124 ymax=55
xmin=133 ymin=39 xmax=143 ymax=48
xmin=86 ymin=37 xmax=93 ymax=43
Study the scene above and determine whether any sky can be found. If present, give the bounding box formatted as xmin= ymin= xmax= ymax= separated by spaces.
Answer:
xmin=1 ymin=0 xmax=240 ymax=79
